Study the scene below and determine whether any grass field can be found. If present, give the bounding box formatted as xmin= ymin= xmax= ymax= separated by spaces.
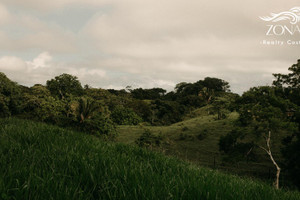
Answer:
xmin=117 ymin=107 xmax=289 ymax=181
xmin=1 ymin=118 xmax=300 ymax=199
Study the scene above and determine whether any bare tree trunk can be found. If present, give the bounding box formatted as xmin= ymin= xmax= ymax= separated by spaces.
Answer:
xmin=259 ymin=131 xmax=281 ymax=189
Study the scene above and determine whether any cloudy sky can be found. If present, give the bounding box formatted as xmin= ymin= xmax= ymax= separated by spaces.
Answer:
xmin=0 ymin=0 xmax=299 ymax=94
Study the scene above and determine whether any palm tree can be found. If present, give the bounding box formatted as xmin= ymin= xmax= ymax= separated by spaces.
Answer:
xmin=77 ymin=97 xmax=99 ymax=123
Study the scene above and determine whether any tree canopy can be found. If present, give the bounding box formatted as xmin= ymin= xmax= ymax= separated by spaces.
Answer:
xmin=46 ymin=73 xmax=84 ymax=99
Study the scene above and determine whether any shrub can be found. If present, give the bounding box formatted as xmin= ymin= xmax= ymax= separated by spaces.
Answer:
xmin=179 ymin=132 xmax=188 ymax=140
xmin=136 ymin=129 xmax=163 ymax=148
xmin=197 ymin=132 xmax=207 ymax=140
xmin=81 ymin=113 xmax=116 ymax=137
xmin=0 ymin=94 xmax=10 ymax=118
xmin=111 ymin=105 xmax=142 ymax=125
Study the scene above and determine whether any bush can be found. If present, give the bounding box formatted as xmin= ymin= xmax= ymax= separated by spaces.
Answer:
xmin=182 ymin=126 xmax=189 ymax=131
xmin=0 ymin=72 xmax=22 ymax=116
xmin=81 ymin=113 xmax=116 ymax=137
xmin=136 ymin=129 xmax=163 ymax=148
xmin=111 ymin=105 xmax=142 ymax=125
xmin=197 ymin=132 xmax=207 ymax=140
xmin=179 ymin=132 xmax=188 ymax=140
xmin=35 ymin=96 xmax=66 ymax=124
xmin=0 ymin=94 xmax=10 ymax=118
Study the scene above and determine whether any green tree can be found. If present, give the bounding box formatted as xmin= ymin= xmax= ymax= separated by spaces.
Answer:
xmin=35 ymin=96 xmax=66 ymax=123
xmin=111 ymin=105 xmax=142 ymax=125
xmin=221 ymin=86 xmax=297 ymax=189
xmin=0 ymin=72 xmax=22 ymax=117
xmin=81 ymin=113 xmax=116 ymax=137
xmin=77 ymin=97 xmax=100 ymax=123
xmin=131 ymin=88 xmax=166 ymax=100
xmin=0 ymin=94 xmax=10 ymax=117
xmin=273 ymin=59 xmax=300 ymax=188
xmin=211 ymin=97 xmax=230 ymax=120
xmin=135 ymin=129 xmax=163 ymax=149
xmin=151 ymin=100 xmax=185 ymax=125
xmin=46 ymin=74 xmax=83 ymax=99
xmin=202 ymin=77 xmax=230 ymax=92
xmin=273 ymin=59 xmax=300 ymax=90
xmin=219 ymin=129 xmax=255 ymax=163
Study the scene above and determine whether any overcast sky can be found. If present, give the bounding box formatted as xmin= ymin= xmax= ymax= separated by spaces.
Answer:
xmin=0 ymin=0 xmax=299 ymax=94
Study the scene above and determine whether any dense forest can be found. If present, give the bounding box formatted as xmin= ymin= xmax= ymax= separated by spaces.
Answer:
xmin=1 ymin=59 xmax=300 ymax=190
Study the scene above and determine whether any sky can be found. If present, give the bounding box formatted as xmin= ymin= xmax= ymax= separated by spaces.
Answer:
xmin=0 ymin=0 xmax=299 ymax=94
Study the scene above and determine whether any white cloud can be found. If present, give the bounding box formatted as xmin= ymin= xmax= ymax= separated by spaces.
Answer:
xmin=0 ymin=52 xmax=107 ymax=87
xmin=26 ymin=52 xmax=52 ymax=69
xmin=0 ymin=56 xmax=27 ymax=71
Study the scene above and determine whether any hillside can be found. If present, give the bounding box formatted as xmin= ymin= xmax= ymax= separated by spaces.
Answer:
xmin=117 ymin=108 xmax=287 ymax=180
xmin=1 ymin=118 xmax=299 ymax=199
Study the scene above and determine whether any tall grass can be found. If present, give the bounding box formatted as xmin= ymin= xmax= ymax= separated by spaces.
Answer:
xmin=0 ymin=118 xmax=299 ymax=199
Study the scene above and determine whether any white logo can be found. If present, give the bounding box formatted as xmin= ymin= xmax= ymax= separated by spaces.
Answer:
xmin=260 ymin=7 xmax=300 ymax=25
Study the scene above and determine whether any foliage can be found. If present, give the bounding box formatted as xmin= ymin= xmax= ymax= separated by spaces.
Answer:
xmin=0 ymin=94 xmax=10 ymax=117
xmin=282 ymin=130 xmax=300 ymax=189
xmin=0 ymin=72 xmax=22 ymax=117
xmin=111 ymin=105 xmax=142 ymax=125
xmin=197 ymin=131 xmax=208 ymax=140
xmin=35 ymin=96 xmax=66 ymax=123
xmin=130 ymin=87 xmax=166 ymax=100
xmin=273 ymin=59 xmax=300 ymax=189
xmin=46 ymin=73 xmax=84 ymax=99
xmin=201 ymin=77 xmax=230 ymax=92
xmin=135 ymin=129 xmax=163 ymax=148
xmin=221 ymin=86 xmax=298 ymax=188
xmin=177 ymin=95 xmax=205 ymax=108
xmin=151 ymin=100 xmax=185 ymax=125
xmin=76 ymin=97 xmax=100 ymax=123
xmin=81 ymin=113 xmax=116 ymax=137
xmin=219 ymin=129 xmax=255 ymax=162
xmin=273 ymin=59 xmax=300 ymax=90
xmin=175 ymin=77 xmax=230 ymax=97
xmin=211 ymin=97 xmax=230 ymax=120
xmin=126 ymin=99 xmax=152 ymax=122
xmin=85 ymin=87 xmax=113 ymax=101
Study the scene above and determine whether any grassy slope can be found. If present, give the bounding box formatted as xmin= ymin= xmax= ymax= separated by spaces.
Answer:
xmin=117 ymin=107 xmax=287 ymax=180
xmin=1 ymin=118 xmax=299 ymax=199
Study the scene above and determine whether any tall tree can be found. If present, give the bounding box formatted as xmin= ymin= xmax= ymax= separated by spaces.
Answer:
xmin=273 ymin=59 xmax=300 ymax=106
xmin=220 ymin=86 xmax=297 ymax=189
xmin=0 ymin=72 xmax=22 ymax=117
xmin=202 ymin=77 xmax=230 ymax=92
xmin=46 ymin=74 xmax=83 ymax=99
xmin=273 ymin=59 xmax=300 ymax=188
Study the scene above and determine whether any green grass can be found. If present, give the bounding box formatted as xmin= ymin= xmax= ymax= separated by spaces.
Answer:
xmin=1 ymin=118 xmax=300 ymax=200
xmin=117 ymin=109 xmax=289 ymax=180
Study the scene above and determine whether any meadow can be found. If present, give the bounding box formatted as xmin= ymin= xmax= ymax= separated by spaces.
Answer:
xmin=1 ymin=118 xmax=299 ymax=200
xmin=117 ymin=107 xmax=286 ymax=180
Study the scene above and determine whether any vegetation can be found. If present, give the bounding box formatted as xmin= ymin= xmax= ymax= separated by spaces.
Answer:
xmin=220 ymin=86 xmax=298 ymax=189
xmin=1 ymin=118 xmax=300 ymax=200
xmin=273 ymin=59 xmax=300 ymax=189
xmin=0 ymin=59 xmax=300 ymax=193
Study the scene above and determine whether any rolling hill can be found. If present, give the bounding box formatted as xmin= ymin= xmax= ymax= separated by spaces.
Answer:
xmin=117 ymin=107 xmax=289 ymax=181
